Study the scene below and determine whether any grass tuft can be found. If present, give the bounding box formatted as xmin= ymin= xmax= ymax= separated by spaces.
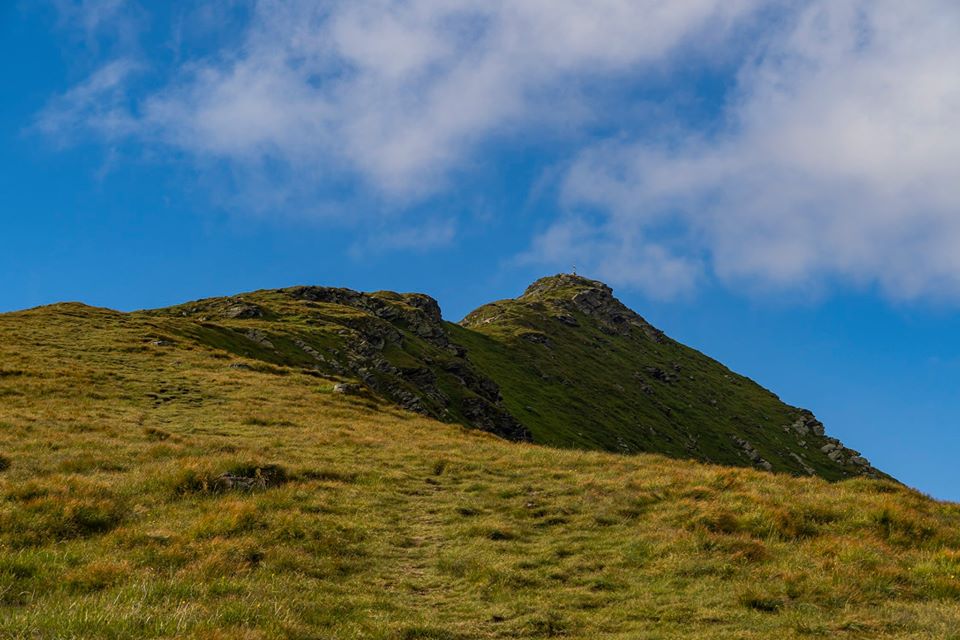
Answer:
xmin=165 ymin=461 xmax=289 ymax=496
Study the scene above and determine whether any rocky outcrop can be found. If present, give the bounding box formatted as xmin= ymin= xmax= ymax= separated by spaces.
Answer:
xmin=789 ymin=412 xmax=826 ymax=437
xmin=520 ymin=274 xmax=665 ymax=341
xmin=285 ymin=287 xmax=449 ymax=348
xmin=782 ymin=410 xmax=883 ymax=478
xmin=732 ymin=436 xmax=773 ymax=471
xmin=279 ymin=286 xmax=530 ymax=442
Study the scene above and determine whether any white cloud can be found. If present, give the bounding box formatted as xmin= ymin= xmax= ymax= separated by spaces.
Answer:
xmin=40 ymin=0 xmax=765 ymax=198
xmin=542 ymin=0 xmax=960 ymax=299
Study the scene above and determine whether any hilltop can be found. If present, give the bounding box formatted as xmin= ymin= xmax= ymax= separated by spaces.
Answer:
xmin=457 ymin=275 xmax=880 ymax=479
xmin=1 ymin=278 xmax=957 ymax=639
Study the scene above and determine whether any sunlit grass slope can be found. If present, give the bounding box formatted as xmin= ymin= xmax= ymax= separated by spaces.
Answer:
xmin=1 ymin=302 xmax=959 ymax=639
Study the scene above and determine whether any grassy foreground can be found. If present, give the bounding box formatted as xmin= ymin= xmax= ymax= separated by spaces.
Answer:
xmin=1 ymin=303 xmax=959 ymax=639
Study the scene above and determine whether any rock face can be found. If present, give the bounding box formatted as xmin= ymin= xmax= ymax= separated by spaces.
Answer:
xmin=223 ymin=302 xmax=264 ymax=320
xmin=279 ymin=287 xmax=530 ymax=441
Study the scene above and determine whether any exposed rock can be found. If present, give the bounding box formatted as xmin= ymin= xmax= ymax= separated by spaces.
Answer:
xmin=446 ymin=344 xmax=468 ymax=358
xmin=461 ymin=396 xmax=530 ymax=442
xmin=520 ymin=331 xmax=551 ymax=347
xmin=332 ymin=382 xmax=363 ymax=395
xmin=790 ymin=417 xmax=811 ymax=436
xmin=827 ymin=449 xmax=846 ymax=464
xmin=285 ymin=286 xmax=449 ymax=347
xmin=792 ymin=411 xmax=826 ymax=437
xmin=732 ymin=436 xmax=773 ymax=472
xmin=294 ymin=338 xmax=329 ymax=364
xmin=278 ymin=285 xmax=530 ymax=442
xmin=518 ymin=274 xmax=664 ymax=341
xmin=442 ymin=360 xmax=502 ymax=404
xmin=789 ymin=452 xmax=816 ymax=475
xmin=244 ymin=330 xmax=275 ymax=350
xmin=223 ymin=302 xmax=264 ymax=319
xmin=553 ymin=314 xmax=579 ymax=327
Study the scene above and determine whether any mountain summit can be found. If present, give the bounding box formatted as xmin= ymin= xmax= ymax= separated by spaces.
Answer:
xmin=457 ymin=274 xmax=883 ymax=480
xmin=139 ymin=274 xmax=884 ymax=481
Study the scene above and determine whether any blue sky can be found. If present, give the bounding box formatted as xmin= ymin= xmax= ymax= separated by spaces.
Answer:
xmin=3 ymin=1 xmax=959 ymax=500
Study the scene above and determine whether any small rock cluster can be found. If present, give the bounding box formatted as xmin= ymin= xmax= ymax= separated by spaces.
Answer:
xmin=521 ymin=274 xmax=665 ymax=341
xmin=732 ymin=436 xmax=773 ymax=471
xmin=223 ymin=302 xmax=264 ymax=319
xmin=784 ymin=410 xmax=877 ymax=476
xmin=820 ymin=440 xmax=871 ymax=468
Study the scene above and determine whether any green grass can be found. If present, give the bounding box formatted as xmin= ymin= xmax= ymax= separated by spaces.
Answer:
xmin=456 ymin=275 xmax=877 ymax=479
xmin=0 ymin=294 xmax=957 ymax=638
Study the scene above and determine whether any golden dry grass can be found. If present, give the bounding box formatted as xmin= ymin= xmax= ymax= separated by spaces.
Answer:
xmin=0 ymin=303 xmax=958 ymax=639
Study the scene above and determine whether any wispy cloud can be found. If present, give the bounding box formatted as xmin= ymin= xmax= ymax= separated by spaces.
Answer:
xmin=33 ymin=58 xmax=141 ymax=143
xmin=50 ymin=0 xmax=143 ymax=51
xmin=52 ymin=0 xmax=125 ymax=34
xmin=38 ymin=0 xmax=765 ymax=196
xmin=349 ymin=218 xmax=457 ymax=258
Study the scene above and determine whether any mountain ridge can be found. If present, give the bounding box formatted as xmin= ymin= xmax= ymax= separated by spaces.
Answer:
xmin=131 ymin=273 xmax=884 ymax=481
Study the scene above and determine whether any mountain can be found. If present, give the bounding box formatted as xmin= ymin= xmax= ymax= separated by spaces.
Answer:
xmin=0 ymin=286 xmax=957 ymax=639
xmin=146 ymin=274 xmax=882 ymax=481
xmin=456 ymin=275 xmax=882 ymax=479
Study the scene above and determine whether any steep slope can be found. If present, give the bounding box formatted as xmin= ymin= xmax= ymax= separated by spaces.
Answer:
xmin=456 ymin=275 xmax=882 ymax=481
xmin=0 ymin=301 xmax=958 ymax=639
xmin=132 ymin=276 xmax=879 ymax=481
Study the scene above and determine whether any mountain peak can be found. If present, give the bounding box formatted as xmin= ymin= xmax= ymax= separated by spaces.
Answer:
xmin=516 ymin=273 xmax=655 ymax=338
xmin=521 ymin=273 xmax=612 ymax=301
xmin=457 ymin=274 xmax=885 ymax=480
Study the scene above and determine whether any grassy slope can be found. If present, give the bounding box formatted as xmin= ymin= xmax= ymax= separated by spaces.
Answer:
xmin=456 ymin=276 xmax=875 ymax=480
xmin=1 ymin=304 xmax=959 ymax=639
xmin=136 ymin=287 xmax=529 ymax=443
